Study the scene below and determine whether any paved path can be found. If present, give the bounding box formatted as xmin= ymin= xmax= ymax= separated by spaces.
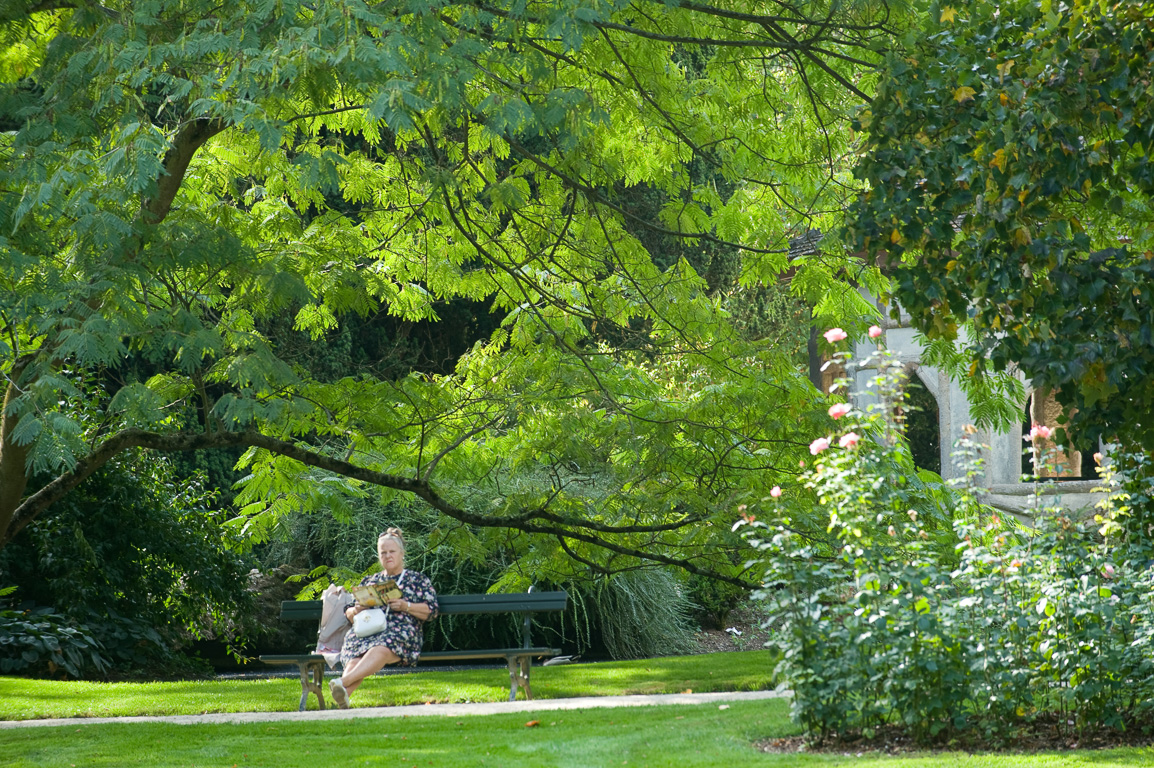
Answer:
xmin=1 ymin=690 xmax=786 ymax=729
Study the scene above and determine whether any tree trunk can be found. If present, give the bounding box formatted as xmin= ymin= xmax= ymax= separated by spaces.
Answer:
xmin=0 ymin=118 xmax=227 ymax=548
xmin=0 ymin=369 xmax=31 ymax=547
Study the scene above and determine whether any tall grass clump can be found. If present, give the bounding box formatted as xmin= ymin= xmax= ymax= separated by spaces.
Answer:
xmin=740 ymin=328 xmax=1154 ymax=745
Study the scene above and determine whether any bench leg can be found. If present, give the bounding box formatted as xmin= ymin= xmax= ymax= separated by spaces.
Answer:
xmin=311 ymin=660 xmax=327 ymax=711
xmin=295 ymin=660 xmax=327 ymax=711
xmin=506 ymin=656 xmax=532 ymax=701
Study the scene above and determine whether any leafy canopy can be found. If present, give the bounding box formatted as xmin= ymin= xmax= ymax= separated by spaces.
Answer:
xmin=1 ymin=0 xmax=896 ymax=580
xmin=849 ymin=0 xmax=1154 ymax=451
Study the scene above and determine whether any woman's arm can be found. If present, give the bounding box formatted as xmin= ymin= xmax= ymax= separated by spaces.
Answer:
xmin=386 ymin=597 xmax=432 ymax=621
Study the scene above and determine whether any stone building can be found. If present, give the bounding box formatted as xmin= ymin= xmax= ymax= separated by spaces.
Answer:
xmin=846 ymin=296 xmax=1106 ymax=521
xmin=788 ymin=230 xmax=1105 ymax=520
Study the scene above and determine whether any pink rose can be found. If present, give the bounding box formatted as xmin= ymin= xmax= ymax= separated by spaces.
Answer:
xmin=828 ymin=403 xmax=852 ymax=419
xmin=1093 ymin=452 xmax=1104 ymax=465
xmin=823 ymin=327 xmax=848 ymax=343
xmin=887 ymin=525 xmax=896 ymax=536
xmin=809 ymin=437 xmax=831 ymax=455
xmin=1104 ymin=563 xmax=1116 ymax=579
xmin=770 ymin=486 xmax=782 ymax=498
xmin=1009 ymin=558 xmax=1023 ymax=569
xmin=868 ymin=325 xmax=883 ymax=339
xmin=839 ymin=432 xmax=860 ymax=449
xmin=1025 ymin=423 xmax=1053 ymax=441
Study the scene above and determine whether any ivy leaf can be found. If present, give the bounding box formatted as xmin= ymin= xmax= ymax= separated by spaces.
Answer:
xmin=953 ymin=86 xmax=977 ymax=103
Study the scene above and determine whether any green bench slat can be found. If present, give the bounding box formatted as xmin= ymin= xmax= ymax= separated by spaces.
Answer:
xmin=261 ymin=647 xmax=558 ymax=664
xmin=277 ymin=591 xmax=568 ymax=621
xmin=438 ymin=592 xmax=569 ymax=614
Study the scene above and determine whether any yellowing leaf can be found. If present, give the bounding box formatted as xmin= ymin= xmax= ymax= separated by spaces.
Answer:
xmin=940 ymin=6 xmax=958 ymax=23
xmin=890 ymin=228 xmax=902 ymax=244
xmin=996 ymin=59 xmax=1016 ymax=79
xmin=954 ymin=86 xmax=977 ymax=103
xmin=999 ymin=92 xmax=1010 ymax=106
xmin=1012 ymin=227 xmax=1033 ymax=246
xmin=946 ymin=259 xmax=957 ymax=272
xmin=990 ymin=148 xmax=1008 ymax=172
xmin=1018 ymin=188 xmax=1030 ymax=203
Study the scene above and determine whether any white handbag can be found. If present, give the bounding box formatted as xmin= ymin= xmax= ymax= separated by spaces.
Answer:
xmin=352 ymin=607 xmax=388 ymax=637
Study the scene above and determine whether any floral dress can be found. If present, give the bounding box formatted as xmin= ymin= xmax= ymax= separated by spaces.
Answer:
xmin=340 ymin=569 xmax=439 ymax=667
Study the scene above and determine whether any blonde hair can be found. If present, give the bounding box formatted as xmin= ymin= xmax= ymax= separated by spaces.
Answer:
xmin=378 ymin=527 xmax=406 ymax=553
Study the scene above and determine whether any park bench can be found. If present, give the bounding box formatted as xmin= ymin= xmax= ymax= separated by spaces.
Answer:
xmin=260 ymin=590 xmax=568 ymax=711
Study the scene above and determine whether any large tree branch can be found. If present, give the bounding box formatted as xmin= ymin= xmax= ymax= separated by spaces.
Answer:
xmin=640 ymin=0 xmax=894 ymax=35
xmin=5 ymin=428 xmax=755 ymax=587
xmin=141 ymin=118 xmax=226 ymax=225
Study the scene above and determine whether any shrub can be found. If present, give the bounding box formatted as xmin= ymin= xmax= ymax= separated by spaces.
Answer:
xmin=741 ymin=339 xmax=1154 ymax=744
xmin=0 ymin=596 xmax=109 ymax=679
xmin=2 ymin=455 xmax=253 ymax=677
xmin=686 ymin=572 xmax=748 ymax=630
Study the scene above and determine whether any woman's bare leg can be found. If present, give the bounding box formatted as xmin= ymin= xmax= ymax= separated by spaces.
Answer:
xmin=342 ymin=646 xmax=400 ymax=694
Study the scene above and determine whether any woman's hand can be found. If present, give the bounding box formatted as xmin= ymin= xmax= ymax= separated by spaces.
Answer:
xmin=344 ymin=604 xmax=364 ymax=621
xmin=387 ymin=597 xmax=431 ymax=620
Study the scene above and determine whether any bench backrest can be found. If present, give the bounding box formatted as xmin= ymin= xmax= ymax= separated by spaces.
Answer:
xmin=280 ymin=590 xmax=567 ymax=651
xmin=279 ymin=590 xmax=567 ymax=622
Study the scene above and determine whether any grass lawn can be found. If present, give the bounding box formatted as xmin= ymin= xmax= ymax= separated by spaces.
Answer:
xmin=3 ymin=699 xmax=1154 ymax=768
xmin=0 ymin=650 xmax=776 ymax=720
xmin=3 ymin=651 xmax=1152 ymax=766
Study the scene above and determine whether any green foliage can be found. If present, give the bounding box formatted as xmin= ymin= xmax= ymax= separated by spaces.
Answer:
xmin=0 ymin=455 xmax=253 ymax=675
xmin=744 ymin=341 xmax=1154 ymax=743
xmin=686 ymin=571 xmax=748 ymax=630
xmin=1 ymin=0 xmax=898 ymax=594
xmin=849 ymin=0 xmax=1154 ymax=452
xmin=0 ymin=602 xmax=109 ymax=679
xmin=1095 ymin=448 xmax=1154 ymax=571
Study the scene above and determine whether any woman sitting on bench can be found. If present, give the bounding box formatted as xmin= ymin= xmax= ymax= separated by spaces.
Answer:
xmin=329 ymin=527 xmax=439 ymax=708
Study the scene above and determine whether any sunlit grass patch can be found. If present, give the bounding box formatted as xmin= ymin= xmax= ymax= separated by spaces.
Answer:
xmin=0 ymin=650 xmax=776 ymax=720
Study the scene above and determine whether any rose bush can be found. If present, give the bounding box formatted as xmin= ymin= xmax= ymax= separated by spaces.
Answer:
xmin=741 ymin=335 xmax=1154 ymax=744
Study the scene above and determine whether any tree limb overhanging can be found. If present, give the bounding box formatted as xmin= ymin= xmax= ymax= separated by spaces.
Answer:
xmin=1 ymin=0 xmax=887 ymax=584
xmin=7 ymin=428 xmax=756 ymax=588
xmin=142 ymin=118 xmax=227 ymax=225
